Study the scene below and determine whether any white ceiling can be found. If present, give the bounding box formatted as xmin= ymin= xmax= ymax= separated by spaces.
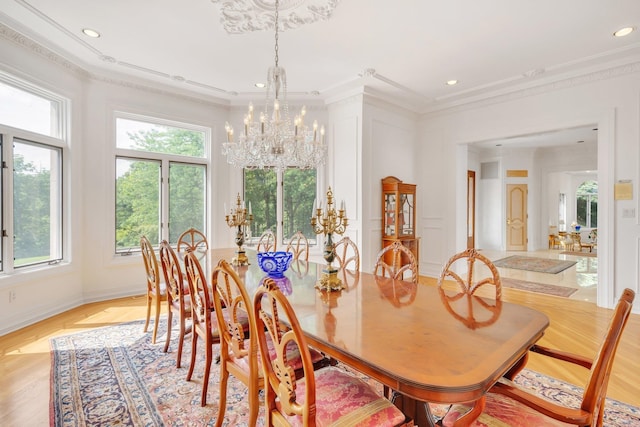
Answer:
xmin=2 ymin=0 xmax=640 ymax=115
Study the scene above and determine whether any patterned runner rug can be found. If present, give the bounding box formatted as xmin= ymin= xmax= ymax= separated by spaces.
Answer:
xmin=501 ymin=278 xmax=577 ymax=297
xmin=493 ymin=255 xmax=576 ymax=274
xmin=50 ymin=318 xmax=640 ymax=426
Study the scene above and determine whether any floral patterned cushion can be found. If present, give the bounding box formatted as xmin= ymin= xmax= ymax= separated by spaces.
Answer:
xmin=442 ymin=391 xmax=573 ymax=427
xmin=232 ymin=337 xmax=326 ymax=375
xmin=170 ymin=295 xmax=192 ymax=313
xmin=281 ymin=366 xmax=407 ymax=426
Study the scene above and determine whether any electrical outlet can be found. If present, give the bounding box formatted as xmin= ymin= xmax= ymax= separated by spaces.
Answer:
xmin=9 ymin=290 xmax=16 ymax=303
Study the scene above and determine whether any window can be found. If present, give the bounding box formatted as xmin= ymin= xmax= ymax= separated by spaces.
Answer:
xmin=244 ymin=168 xmax=318 ymax=246
xmin=115 ymin=114 xmax=208 ymax=253
xmin=0 ymin=75 xmax=66 ymax=271
xmin=576 ymin=180 xmax=597 ymax=228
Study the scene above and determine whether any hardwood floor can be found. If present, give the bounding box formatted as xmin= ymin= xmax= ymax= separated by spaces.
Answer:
xmin=1 ymin=279 xmax=638 ymax=426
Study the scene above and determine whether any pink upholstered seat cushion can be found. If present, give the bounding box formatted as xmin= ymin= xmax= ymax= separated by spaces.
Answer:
xmin=280 ymin=366 xmax=407 ymax=427
xmin=232 ymin=336 xmax=326 ymax=375
xmin=442 ymin=391 xmax=573 ymax=427
xmin=170 ymin=295 xmax=192 ymax=314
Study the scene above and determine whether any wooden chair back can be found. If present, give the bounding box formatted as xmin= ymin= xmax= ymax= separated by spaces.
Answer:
xmin=285 ymin=231 xmax=309 ymax=261
xmin=334 ymin=236 xmax=360 ymax=271
xmin=159 ymin=240 xmax=187 ymax=306
xmin=581 ymin=288 xmax=634 ymax=424
xmin=485 ymin=288 xmax=635 ymax=426
xmin=158 ymin=240 xmax=190 ymax=363
xmin=140 ymin=235 xmax=166 ymax=343
xmin=210 ymin=258 xmax=260 ymax=426
xmin=253 ymin=279 xmax=410 ymax=426
xmin=183 ymin=250 xmax=220 ymax=405
xmin=254 ymin=278 xmax=316 ymax=425
xmin=140 ymin=235 xmax=160 ymax=295
xmin=374 ymin=240 xmax=417 ymax=283
xmin=177 ymin=227 xmax=209 ymax=252
xmin=437 ymin=248 xmax=501 ymax=299
xmin=256 ymin=229 xmax=277 ymax=252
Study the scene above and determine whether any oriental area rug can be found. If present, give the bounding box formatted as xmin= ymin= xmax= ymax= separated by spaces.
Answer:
xmin=50 ymin=318 xmax=640 ymax=426
xmin=493 ymin=255 xmax=576 ymax=274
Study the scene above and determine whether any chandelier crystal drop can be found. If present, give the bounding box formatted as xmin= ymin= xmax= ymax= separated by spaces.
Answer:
xmin=221 ymin=0 xmax=326 ymax=172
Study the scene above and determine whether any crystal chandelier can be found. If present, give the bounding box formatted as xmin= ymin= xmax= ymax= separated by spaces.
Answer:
xmin=221 ymin=0 xmax=326 ymax=172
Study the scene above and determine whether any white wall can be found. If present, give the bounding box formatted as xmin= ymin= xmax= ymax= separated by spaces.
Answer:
xmin=418 ymin=66 xmax=640 ymax=311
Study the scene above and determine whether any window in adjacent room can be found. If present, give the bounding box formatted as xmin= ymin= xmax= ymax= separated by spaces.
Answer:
xmin=244 ymin=168 xmax=318 ymax=247
xmin=576 ymin=180 xmax=597 ymax=228
xmin=0 ymin=75 xmax=66 ymax=271
xmin=115 ymin=114 xmax=208 ymax=253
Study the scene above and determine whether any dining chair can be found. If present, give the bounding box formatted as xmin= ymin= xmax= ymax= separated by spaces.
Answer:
xmin=374 ymin=240 xmax=418 ymax=283
xmin=177 ymin=227 xmax=209 ymax=252
xmin=182 ymin=250 xmax=222 ymax=406
xmin=256 ymin=229 xmax=277 ymax=252
xmin=140 ymin=235 xmax=167 ymax=344
xmin=438 ymin=248 xmax=502 ymax=300
xmin=253 ymin=278 xmax=413 ymax=427
xmin=333 ymin=236 xmax=360 ymax=271
xmin=158 ymin=240 xmax=191 ymax=368
xmin=285 ymin=230 xmax=309 ymax=261
xmin=212 ymin=258 xmax=331 ymax=425
xmin=442 ymin=288 xmax=636 ymax=427
xmin=209 ymin=258 xmax=255 ymax=425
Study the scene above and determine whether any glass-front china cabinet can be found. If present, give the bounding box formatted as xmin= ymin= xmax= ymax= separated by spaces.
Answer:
xmin=381 ymin=176 xmax=419 ymax=269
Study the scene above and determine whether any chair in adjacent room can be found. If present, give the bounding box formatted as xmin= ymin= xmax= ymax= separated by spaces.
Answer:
xmin=548 ymin=225 xmax=560 ymax=249
xmin=177 ymin=227 xmax=209 ymax=252
xmin=158 ymin=240 xmax=191 ymax=368
xmin=374 ymin=240 xmax=418 ymax=283
xmin=253 ymin=278 xmax=412 ymax=427
xmin=285 ymin=230 xmax=309 ymax=261
xmin=333 ymin=236 xmax=360 ymax=272
xmin=442 ymin=288 xmax=636 ymax=427
xmin=256 ymin=229 xmax=277 ymax=252
xmin=140 ymin=235 xmax=167 ymax=344
xmin=183 ymin=251 xmax=222 ymax=406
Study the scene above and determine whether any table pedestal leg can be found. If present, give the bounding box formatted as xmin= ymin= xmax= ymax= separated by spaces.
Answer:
xmin=392 ymin=393 xmax=437 ymax=427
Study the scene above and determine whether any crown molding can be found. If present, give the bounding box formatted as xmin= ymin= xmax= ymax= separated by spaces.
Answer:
xmin=0 ymin=21 xmax=89 ymax=79
xmin=422 ymin=59 xmax=640 ymax=117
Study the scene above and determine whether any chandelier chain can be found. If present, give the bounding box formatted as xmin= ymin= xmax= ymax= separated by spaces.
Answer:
xmin=274 ymin=0 xmax=279 ymax=68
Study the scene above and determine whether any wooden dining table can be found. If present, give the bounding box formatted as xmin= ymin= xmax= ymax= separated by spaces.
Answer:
xmin=199 ymin=247 xmax=550 ymax=427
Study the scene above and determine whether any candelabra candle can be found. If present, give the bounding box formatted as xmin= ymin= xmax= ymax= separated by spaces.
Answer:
xmin=311 ymin=187 xmax=348 ymax=291
xmin=225 ymin=193 xmax=253 ymax=266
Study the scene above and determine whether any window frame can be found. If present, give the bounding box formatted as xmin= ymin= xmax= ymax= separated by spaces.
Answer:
xmin=113 ymin=112 xmax=210 ymax=254
xmin=243 ymin=167 xmax=320 ymax=248
xmin=576 ymin=180 xmax=598 ymax=229
xmin=0 ymin=73 xmax=68 ymax=273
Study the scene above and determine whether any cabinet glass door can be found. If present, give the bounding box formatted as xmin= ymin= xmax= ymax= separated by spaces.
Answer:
xmin=384 ymin=193 xmax=396 ymax=236
xmin=399 ymin=193 xmax=414 ymax=235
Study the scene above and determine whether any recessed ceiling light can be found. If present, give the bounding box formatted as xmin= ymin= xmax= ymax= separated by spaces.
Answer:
xmin=446 ymin=80 xmax=458 ymax=86
xmin=613 ymin=27 xmax=634 ymax=37
xmin=82 ymin=28 xmax=101 ymax=38
xmin=255 ymin=83 xmax=265 ymax=88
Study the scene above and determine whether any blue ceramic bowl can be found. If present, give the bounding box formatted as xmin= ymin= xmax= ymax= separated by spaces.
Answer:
xmin=257 ymin=251 xmax=293 ymax=278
